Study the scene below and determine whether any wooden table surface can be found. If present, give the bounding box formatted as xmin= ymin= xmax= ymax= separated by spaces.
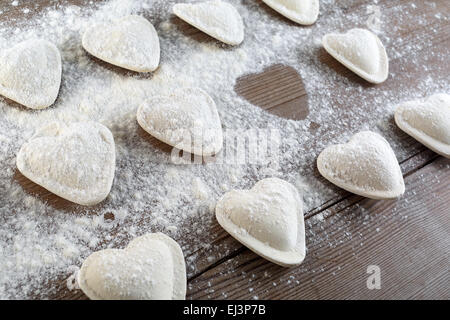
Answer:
xmin=1 ymin=0 xmax=449 ymax=300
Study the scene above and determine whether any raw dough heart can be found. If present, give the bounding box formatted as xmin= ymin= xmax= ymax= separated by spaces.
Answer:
xmin=216 ymin=178 xmax=305 ymax=267
xmin=395 ymin=93 xmax=450 ymax=158
xmin=82 ymin=15 xmax=160 ymax=72
xmin=322 ymin=28 xmax=389 ymax=84
xmin=262 ymin=0 xmax=319 ymax=25
xmin=16 ymin=122 xmax=116 ymax=206
xmin=137 ymin=87 xmax=223 ymax=156
xmin=317 ymin=131 xmax=405 ymax=199
xmin=0 ymin=39 xmax=61 ymax=109
xmin=78 ymin=233 xmax=186 ymax=300
xmin=173 ymin=0 xmax=245 ymax=45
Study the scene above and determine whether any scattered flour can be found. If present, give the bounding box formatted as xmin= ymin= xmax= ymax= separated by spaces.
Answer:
xmin=0 ymin=0 xmax=448 ymax=299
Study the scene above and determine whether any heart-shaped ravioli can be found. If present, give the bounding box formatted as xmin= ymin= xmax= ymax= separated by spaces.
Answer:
xmin=317 ymin=131 xmax=405 ymax=199
xmin=16 ymin=122 xmax=116 ymax=206
xmin=0 ymin=39 xmax=61 ymax=109
xmin=78 ymin=233 xmax=186 ymax=300
xmin=395 ymin=93 xmax=450 ymax=158
xmin=137 ymin=87 xmax=223 ymax=156
xmin=262 ymin=0 xmax=319 ymax=25
xmin=216 ymin=178 xmax=305 ymax=267
xmin=322 ymin=28 xmax=389 ymax=84
xmin=82 ymin=15 xmax=160 ymax=72
xmin=173 ymin=1 xmax=245 ymax=45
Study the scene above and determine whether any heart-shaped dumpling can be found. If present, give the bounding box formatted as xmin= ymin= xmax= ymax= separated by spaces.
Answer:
xmin=16 ymin=121 xmax=116 ymax=206
xmin=262 ymin=0 xmax=319 ymax=25
xmin=82 ymin=15 xmax=160 ymax=72
xmin=0 ymin=39 xmax=62 ymax=109
xmin=395 ymin=93 xmax=450 ymax=158
xmin=216 ymin=178 xmax=305 ymax=267
xmin=78 ymin=233 xmax=186 ymax=300
xmin=173 ymin=1 xmax=245 ymax=45
xmin=137 ymin=87 xmax=223 ymax=156
xmin=317 ymin=131 xmax=405 ymax=199
xmin=322 ymin=28 xmax=389 ymax=84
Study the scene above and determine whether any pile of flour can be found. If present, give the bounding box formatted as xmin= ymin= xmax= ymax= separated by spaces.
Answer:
xmin=0 ymin=0 xmax=448 ymax=298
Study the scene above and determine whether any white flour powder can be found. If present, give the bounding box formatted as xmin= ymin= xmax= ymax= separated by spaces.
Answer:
xmin=0 ymin=0 xmax=448 ymax=298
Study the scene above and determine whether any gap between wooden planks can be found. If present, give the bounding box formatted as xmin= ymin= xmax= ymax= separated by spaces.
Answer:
xmin=187 ymin=156 xmax=450 ymax=300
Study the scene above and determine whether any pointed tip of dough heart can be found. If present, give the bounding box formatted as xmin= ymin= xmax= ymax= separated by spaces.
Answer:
xmin=317 ymin=131 xmax=405 ymax=200
xmin=216 ymin=178 xmax=306 ymax=267
xmin=262 ymin=0 xmax=320 ymax=25
xmin=137 ymin=87 xmax=223 ymax=157
xmin=395 ymin=93 xmax=450 ymax=159
xmin=322 ymin=28 xmax=389 ymax=84
xmin=173 ymin=1 xmax=245 ymax=46
xmin=16 ymin=121 xmax=116 ymax=206
xmin=82 ymin=15 xmax=160 ymax=72
xmin=78 ymin=233 xmax=186 ymax=300
xmin=0 ymin=39 xmax=62 ymax=109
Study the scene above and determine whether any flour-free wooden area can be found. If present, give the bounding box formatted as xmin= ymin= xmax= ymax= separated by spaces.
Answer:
xmin=2 ymin=0 xmax=449 ymax=300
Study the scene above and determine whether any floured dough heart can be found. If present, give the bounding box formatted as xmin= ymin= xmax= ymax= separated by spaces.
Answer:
xmin=82 ymin=15 xmax=160 ymax=72
xmin=317 ymin=131 xmax=405 ymax=199
xmin=137 ymin=87 xmax=223 ymax=156
xmin=395 ymin=93 xmax=450 ymax=158
xmin=16 ymin=122 xmax=116 ymax=206
xmin=0 ymin=39 xmax=61 ymax=109
xmin=216 ymin=178 xmax=305 ymax=267
xmin=173 ymin=0 xmax=245 ymax=45
xmin=78 ymin=233 xmax=186 ymax=300
xmin=262 ymin=0 xmax=319 ymax=25
xmin=322 ymin=28 xmax=389 ymax=84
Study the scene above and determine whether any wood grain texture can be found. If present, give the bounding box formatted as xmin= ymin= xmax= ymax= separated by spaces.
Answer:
xmin=187 ymin=157 xmax=450 ymax=300
xmin=235 ymin=64 xmax=309 ymax=120
xmin=0 ymin=0 xmax=448 ymax=300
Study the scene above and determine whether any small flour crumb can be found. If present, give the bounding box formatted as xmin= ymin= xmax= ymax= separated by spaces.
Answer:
xmin=192 ymin=177 xmax=210 ymax=200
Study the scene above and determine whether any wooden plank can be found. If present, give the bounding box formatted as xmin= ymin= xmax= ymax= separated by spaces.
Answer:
xmin=187 ymin=157 xmax=450 ymax=300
